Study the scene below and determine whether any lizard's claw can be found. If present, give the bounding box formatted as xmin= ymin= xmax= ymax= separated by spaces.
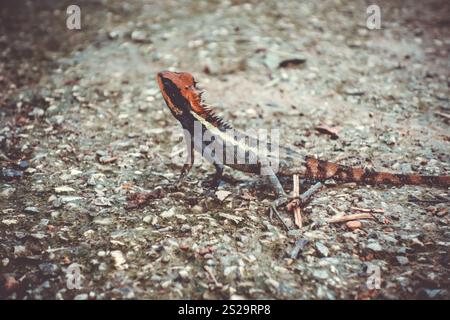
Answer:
xmin=269 ymin=202 xmax=291 ymax=231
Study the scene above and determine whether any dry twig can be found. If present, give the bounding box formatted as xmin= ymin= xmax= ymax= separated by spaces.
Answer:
xmin=327 ymin=213 xmax=374 ymax=223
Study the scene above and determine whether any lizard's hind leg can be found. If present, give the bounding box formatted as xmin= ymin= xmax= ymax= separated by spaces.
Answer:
xmin=267 ymin=168 xmax=323 ymax=230
xmin=263 ymin=166 xmax=291 ymax=229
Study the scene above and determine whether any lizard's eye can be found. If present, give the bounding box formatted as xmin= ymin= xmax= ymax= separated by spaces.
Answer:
xmin=185 ymin=85 xmax=190 ymax=89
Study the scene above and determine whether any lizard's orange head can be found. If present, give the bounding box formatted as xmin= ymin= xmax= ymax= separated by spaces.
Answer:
xmin=156 ymin=71 xmax=201 ymax=119
xmin=156 ymin=71 xmax=231 ymax=129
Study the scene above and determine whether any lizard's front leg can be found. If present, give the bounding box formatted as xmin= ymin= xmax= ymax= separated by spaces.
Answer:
xmin=176 ymin=136 xmax=194 ymax=188
xmin=209 ymin=163 xmax=224 ymax=190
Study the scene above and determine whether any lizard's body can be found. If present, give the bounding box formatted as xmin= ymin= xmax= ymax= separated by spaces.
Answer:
xmin=156 ymin=71 xmax=449 ymax=205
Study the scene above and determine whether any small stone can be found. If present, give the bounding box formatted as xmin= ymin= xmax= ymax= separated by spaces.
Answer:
xmin=160 ymin=207 xmax=176 ymax=219
xmin=84 ymin=229 xmax=95 ymax=238
xmin=17 ymin=160 xmax=29 ymax=170
xmin=367 ymin=242 xmax=383 ymax=252
xmin=74 ymin=293 xmax=88 ymax=300
xmin=315 ymin=242 xmax=329 ymax=257
xmin=98 ymin=262 xmax=107 ymax=271
xmin=108 ymin=30 xmax=119 ymax=39
xmin=219 ymin=213 xmax=243 ymax=224
xmin=143 ymin=215 xmax=152 ymax=223
xmin=99 ymin=156 xmax=117 ymax=164
xmin=55 ymin=186 xmax=76 ymax=194
xmin=97 ymin=250 xmax=106 ymax=257
xmin=215 ymin=190 xmax=232 ymax=201
xmin=119 ymin=286 xmax=135 ymax=299
xmin=39 ymin=263 xmax=59 ymax=276
xmin=138 ymin=103 xmax=149 ymax=112
xmin=110 ymin=250 xmax=127 ymax=270
xmin=424 ymin=289 xmax=446 ymax=299
xmin=312 ymin=269 xmax=329 ymax=280
xmin=396 ymin=256 xmax=409 ymax=265
xmin=45 ymin=105 xmax=59 ymax=115
xmin=1 ymin=168 xmax=23 ymax=180
xmin=224 ymin=266 xmax=238 ymax=278
xmin=94 ymin=197 xmax=112 ymax=207
xmin=139 ymin=145 xmax=149 ymax=153
xmin=93 ymin=217 xmax=112 ymax=225
xmin=14 ymin=245 xmax=26 ymax=256
xmin=2 ymin=219 xmax=18 ymax=226
xmin=180 ymin=224 xmax=191 ymax=232
xmin=191 ymin=205 xmax=204 ymax=214
xmin=131 ymin=30 xmax=150 ymax=43
xmin=178 ymin=269 xmax=189 ymax=280
xmin=60 ymin=196 xmax=83 ymax=204
xmin=31 ymin=233 xmax=46 ymax=240
xmin=0 ymin=188 xmax=16 ymax=199
xmin=24 ymin=206 xmax=39 ymax=214
xmin=2 ymin=258 xmax=10 ymax=266
xmin=346 ymin=220 xmax=362 ymax=230
xmin=30 ymin=107 xmax=44 ymax=117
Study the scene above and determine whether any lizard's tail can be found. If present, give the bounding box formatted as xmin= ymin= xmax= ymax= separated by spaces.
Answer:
xmin=303 ymin=157 xmax=450 ymax=188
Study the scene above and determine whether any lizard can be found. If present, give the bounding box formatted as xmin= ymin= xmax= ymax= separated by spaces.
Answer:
xmin=156 ymin=70 xmax=450 ymax=215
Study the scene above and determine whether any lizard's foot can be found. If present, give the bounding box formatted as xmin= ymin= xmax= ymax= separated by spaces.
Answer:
xmin=269 ymin=202 xmax=291 ymax=231
xmin=268 ymin=182 xmax=323 ymax=230
xmin=269 ymin=196 xmax=291 ymax=231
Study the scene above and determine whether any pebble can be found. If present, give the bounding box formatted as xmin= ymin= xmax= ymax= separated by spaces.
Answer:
xmin=160 ymin=207 xmax=176 ymax=218
xmin=17 ymin=160 xmax=29 ymax=169
xmin=179 ymin=269 xmax=190 ymax=280
xmin=191 ymin=205 xmax=204 ymax=214
xmin=215 ymin=190 xmax=232 ymax=201
xmin=366 ymin=242 xmax=383 ymax=252
xmin=315 ymin=242 xmax=329 ymax=257
xmin=30 ymin=107 xmax=45 ymax=117
xmin=131 ymin=30 xmax=150 ymax=43
xmin=24 ymin=206 xmax=39 ymax=214
xmin=55 ymin=186 xmax=76 ymax=194
xmin=93 ymin=217 xmax=113 ymax=225
xmin=2 ymin=219 xmax=18 ymax=225
xmin=14 ymin=245 xmax=27 ymax=256
xmin=0 ymin=187 xmax=16 ymax=199
xmin=45 ymin=105 xmax=59 ymax=115
xmin=110 ymin=250 xmax=127 ymax=270
xmin=396 ymin=256 xmax=409 ymax=265
xmin=143 ymin=215 xmax=152 ymax=223
xmin=94 ymin=197 xmax=112 ymax=207
xmin=74 ymin=293 xmax=89 ymax=300
xmin=346 ymin=220 xmax=362 ymax=230
xmin=39 ymin=263 xmax=59 ymax=276
xmin=312 ymin=269 xmax=329 ymax=280
xmin=180 ymin=224 xmax=191 ymax=232
xmin=2 ymin=168 xmax=23 ymax=179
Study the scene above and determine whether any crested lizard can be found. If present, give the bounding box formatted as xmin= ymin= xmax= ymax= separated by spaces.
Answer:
xmin=156 ymin=71 xmax=449 ymax=215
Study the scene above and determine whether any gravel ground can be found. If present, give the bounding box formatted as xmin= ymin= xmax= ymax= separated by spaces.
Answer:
xmin=0 ymin=0 xmax=449 ymax=300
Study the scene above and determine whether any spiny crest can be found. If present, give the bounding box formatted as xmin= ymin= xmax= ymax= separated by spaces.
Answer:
xmin=190 ymin=83 xmax=232 ymax=130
